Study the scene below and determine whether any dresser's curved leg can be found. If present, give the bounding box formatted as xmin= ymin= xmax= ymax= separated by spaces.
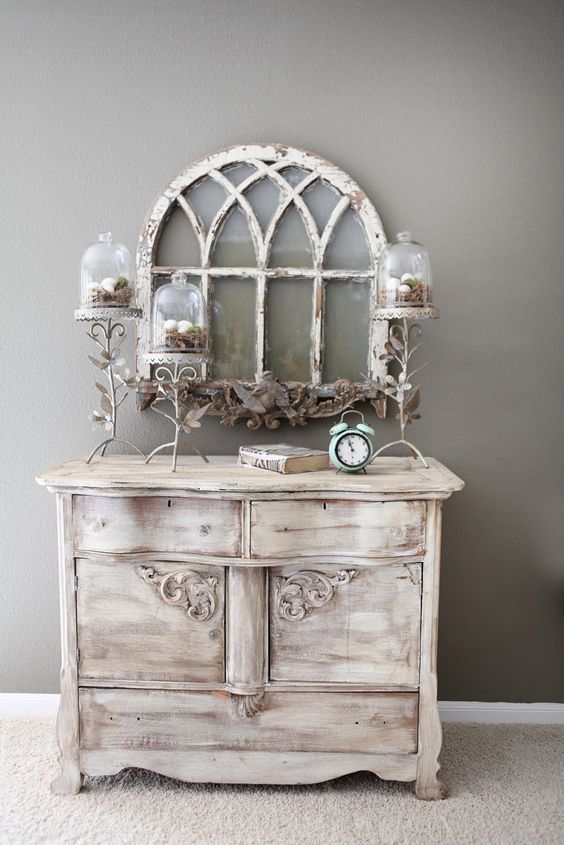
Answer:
xmin=415 ymin=775 xmax=448 ymax=800
xmin=415 ymin=501 xmax=448 ymax=800
xmin=415 ymin=679 xmax=448 ymax=799
xmin=51 ymin=768 xmax=83 ymax=796
xmin=51 ymin=494 xmax=83 ymax=795
xmin=51 ymin=665 xmax=82 ymax=795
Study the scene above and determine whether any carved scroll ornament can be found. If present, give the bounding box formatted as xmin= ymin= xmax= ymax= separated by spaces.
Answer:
xmin=274 ymin=569 xmax=358 ymax=622
xmin=138 ymin=371 xmax=386 ymax=429
xmin=135 ymin=566 xmax=218 ymax=622
xmin=232 ymin=692 xmax=264 ymax=718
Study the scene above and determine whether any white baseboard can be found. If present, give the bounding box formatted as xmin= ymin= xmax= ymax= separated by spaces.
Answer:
xmin=438 ymin=701 xmax=564 ymax=724
xmin=0 ymin=694 xmax=562 ymax=724
xmin=0 ymin=694 xmax=60 ymax=716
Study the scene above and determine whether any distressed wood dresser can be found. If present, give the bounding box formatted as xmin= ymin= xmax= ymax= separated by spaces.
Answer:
xmin=37 ymin=455 xmax=463 ymax=799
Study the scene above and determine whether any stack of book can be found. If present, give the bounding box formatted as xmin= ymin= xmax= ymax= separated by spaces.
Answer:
xmin=238 ymin=444 xmax=330 ymax=474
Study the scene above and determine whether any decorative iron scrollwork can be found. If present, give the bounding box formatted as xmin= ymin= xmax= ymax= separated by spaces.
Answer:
xmin=274 ymin=569 xmax=358 ymax=622
xmin=135 ymin=566 xmax=218 ymax=622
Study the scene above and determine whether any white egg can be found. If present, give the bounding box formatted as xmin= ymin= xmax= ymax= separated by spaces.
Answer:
xmin=401 ymin=273 xmax=414 ymax=284
xmin=399 ymin=284 xmax=412 ymax=293
xmin=163 ymin=319 xmax=179 ymax=332
xmin=177 ymin=320 xmax=193 ymax=334
xmin=100 ymin=277 xmax=116 ymax=293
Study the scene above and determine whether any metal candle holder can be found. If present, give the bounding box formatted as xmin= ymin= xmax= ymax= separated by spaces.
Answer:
xmin=75 ymin=307 xmax=146 ymax=463
xmin=371 ymin=306 xmax=438 ymax=468
xmin=145 ymin=363 xmax=210 ymax=472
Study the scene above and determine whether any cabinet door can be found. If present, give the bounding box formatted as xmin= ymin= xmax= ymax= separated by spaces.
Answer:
xmin=269 ymin=562 xmax=421 ymax=685
xmin=76 ymin=558 xmax=225 ymax=683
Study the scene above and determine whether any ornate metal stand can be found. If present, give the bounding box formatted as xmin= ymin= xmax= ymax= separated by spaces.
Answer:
xmin=371 ymin=314 xmax=436 ymax=469
xmin=144 ymin=364 xmax=210 ymax=472
xmin=75 ymin=307 xmax=146 ymax=463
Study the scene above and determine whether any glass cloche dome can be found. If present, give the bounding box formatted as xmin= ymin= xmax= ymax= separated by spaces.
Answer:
xmin=80 ymin=232 xmax=135 ymax=308
xmin=377 ymin=232 xmax=432 ymax=310
xmin=151 ymin=272 xmax=208 ymax=353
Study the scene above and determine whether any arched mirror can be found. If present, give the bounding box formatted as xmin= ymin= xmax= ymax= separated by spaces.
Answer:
xmin=136 ymin=144 xmax=389 ymax=428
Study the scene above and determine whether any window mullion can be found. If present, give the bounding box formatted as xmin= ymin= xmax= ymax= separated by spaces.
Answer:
xmin=201 ymin=269 xmax=211 ymax=381
xmin=312 ymin=274 xmax=324 ymax=385
xmin=255 ymin=271 xmax=266 ymax=380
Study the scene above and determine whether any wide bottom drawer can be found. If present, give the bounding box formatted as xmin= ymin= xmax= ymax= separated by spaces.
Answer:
xmin=80 ymin=689 xmax=418 ymax=755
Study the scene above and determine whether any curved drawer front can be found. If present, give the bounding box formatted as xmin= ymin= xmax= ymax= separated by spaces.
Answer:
xmin=73 ymin=495 xmax=241 ymax=556
xmin=250 ymin=499 xmax=425 ymax=559
xmin=269 ymin=562 xmax=422 ymax=685
xmin=80 ymin=689 xmax=418 ymax=755
xmin=76 ymin=558 xmax=225 ymax=684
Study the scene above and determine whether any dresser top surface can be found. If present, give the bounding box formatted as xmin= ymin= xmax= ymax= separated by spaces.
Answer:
xmin=37 ymin=455 xmax=464 ymax=497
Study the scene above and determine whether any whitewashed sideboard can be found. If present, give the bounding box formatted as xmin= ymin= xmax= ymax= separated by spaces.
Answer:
xmin=37 ymin=455 xmax=463 ymax=799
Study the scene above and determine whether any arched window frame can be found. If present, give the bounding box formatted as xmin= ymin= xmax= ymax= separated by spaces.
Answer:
xmin=136 ymin=144 xmax=389 ymax=427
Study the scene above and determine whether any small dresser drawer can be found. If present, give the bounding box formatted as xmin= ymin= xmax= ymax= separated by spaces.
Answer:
xmin=269 ymin=562 xmax=422 ymax=685
xmin=73 ymin=495 xmax=241 ymax=556
xmin=76 ymin=558 xmax=225 ymax=683
xmin=250 ymin=499 xmax=425 ymax=559
xmin=80 ymin=689 xmax=418 ymax=754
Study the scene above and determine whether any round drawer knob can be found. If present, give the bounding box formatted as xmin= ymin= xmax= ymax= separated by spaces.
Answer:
xmin=198 ymin=524 xmax=211 ymax=536
xmin=391 ymin=527 xmax=403 ymax=539
xmin=91 ymin=520 xmax=103 ymax=532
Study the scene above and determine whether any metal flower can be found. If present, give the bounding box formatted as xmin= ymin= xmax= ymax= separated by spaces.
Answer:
xmin=90 ymin=410 xmax=113 ymax=432
xmin=83 ymin=317 xmax=146 ymax=462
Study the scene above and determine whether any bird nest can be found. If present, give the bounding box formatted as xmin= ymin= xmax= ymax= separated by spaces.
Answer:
xmin=87 ymin=286 xmax=132 ymax=307
xmin=379 ymin=283 xmax=429 ymax=306
xmin=162 ymin=330 xmax=207 ymax=351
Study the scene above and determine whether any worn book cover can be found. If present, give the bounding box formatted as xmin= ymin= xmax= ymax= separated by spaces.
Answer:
xmin=238 ymin=444 xmax=330 ymax=474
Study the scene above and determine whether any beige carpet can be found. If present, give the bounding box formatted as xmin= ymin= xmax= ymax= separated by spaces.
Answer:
xmin=0 ymin=717 xmax=562 ymax=845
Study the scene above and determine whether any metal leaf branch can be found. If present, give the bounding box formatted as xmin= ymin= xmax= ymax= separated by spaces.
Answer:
xmin=86 ymin=318 xmax=146 ymax=463
xmin=371 ymin=317 xmax=429 ymax=468
xmin=145 ymin=363 xmax=210 ymax=472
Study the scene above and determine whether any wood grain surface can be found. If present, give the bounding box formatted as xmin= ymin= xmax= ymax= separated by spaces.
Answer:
xmin=251 ymin=499 xmax=425 ymax=558
xmin=269 ymin=562 xmax=422 ymax=684
xmin=77 ymin=558 xmax=225 ymax=684
xmin=37 ymin=455 xmax=464 ymax=497
xmin=80 ymin=688 xmax=418 ymax=754
xmin=73 ymin=494 xmax=241 ymax=555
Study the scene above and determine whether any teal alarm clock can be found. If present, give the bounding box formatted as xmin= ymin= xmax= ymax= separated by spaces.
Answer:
xmin=329 ymin=410 xmax=375 ymax=473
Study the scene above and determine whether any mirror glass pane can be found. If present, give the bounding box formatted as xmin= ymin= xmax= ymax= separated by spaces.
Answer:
xmin=184 ymin=177 xmax=228 ymax=232
xmin=221 ymin=163 xmax=257 ymax=186
xmin=155 ymin=204 xmax=201 ymax=267
xmin=278 ymin=165 xmax=310 ymax=188
xmin=303 ymin=179 xmax=341 ymax=236
xmin=268 ymin=205 xmax=313 ymax=267
xmin=245 ymin=178 xmax=281 ymax=233
xmin=211 ymin=277 xmax=256 ymax=379
xmin=212 ymin=206 xmax=257 ymax=267
xmin=323 ymin=277 xmax=370 ymax=382
xmin=323 ymin=207 xmax=371 ymax=270
xmin=266 ymin=278 xmax=313 ymax=382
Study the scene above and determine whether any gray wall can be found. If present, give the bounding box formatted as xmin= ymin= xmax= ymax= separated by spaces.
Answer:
xmin=1 ymin=0 xmax=562 ymax=701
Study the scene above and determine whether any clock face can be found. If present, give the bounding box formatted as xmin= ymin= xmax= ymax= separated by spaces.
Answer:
xmin=335 ymin=432 xmax=370 ymax=468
